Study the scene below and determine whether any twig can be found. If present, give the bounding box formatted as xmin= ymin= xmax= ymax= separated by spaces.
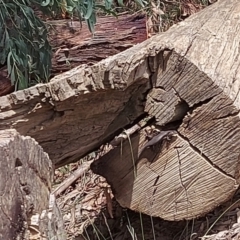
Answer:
xmin=110 ymin=116 xmax=152 ymax=147
xmin=53 ymin=161 xmax=93 ymax=197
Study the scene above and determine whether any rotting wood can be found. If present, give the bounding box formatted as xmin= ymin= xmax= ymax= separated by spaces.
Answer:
xmin=0 ymin=0 xmax=240 ymax=221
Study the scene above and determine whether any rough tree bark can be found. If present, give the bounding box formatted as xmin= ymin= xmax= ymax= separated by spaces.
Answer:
xmin=50 ymin=13 xmax=147 ymax=73
xmin=0 ymin=0 xmax=240 ymax=221
xmin=0 ymin=130 xmax=65 ymax=239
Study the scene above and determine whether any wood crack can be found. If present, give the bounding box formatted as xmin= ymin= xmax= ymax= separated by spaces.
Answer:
xmin=176 ymin=131 xmax=236 ymax=181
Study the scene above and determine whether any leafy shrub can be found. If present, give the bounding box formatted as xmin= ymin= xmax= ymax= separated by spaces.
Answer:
xmin=0 ymin=0 xmax=146 ymax=90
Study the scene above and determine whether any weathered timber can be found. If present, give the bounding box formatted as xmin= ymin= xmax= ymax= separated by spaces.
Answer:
xmin=50 ymin=13 xmax=147 ymax=73
xmin=1 ymin=0 xmax=240 ymax=221
xmin=0 ymin=130 xmax=65 ymax=239
xmin=91 ymin=0 xmax=240 ymax=220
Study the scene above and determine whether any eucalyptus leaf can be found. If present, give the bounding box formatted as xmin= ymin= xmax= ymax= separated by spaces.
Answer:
xmin=18 ymin=71 xmax=28 ymax=90
xmin=10 ymin=68 xmax=16 ymax=86
xmin=84 ymin=0 xmax=93 ymax=19
xmin=0 ymin=0 xmax=145 ymax=90
xmin=65 ymin=5 xmax=73 ymax=12
xmin=117 ymin=0 xmax=124 ymax=6
xmin=135 ymin=0 xmax=146 ymax=8
xmin=7 ymin=51 xmax=12 ymax=75
xmin=0 ymin=31 xmax=5 ymax=47
xmin=41 ymin=0 xmax=51 ymax=7
xmin=105 ymin=0 xmax=112 ymax=10
xmin=87 ymin=18 xmax=94 ymax=33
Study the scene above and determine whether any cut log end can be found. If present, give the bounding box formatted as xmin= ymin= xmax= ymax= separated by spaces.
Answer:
xmin=0 ymin=130 xmax=65 ymax=239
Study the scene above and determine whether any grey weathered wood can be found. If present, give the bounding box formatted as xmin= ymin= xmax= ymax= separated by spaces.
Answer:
xmin=0 ymin=59 xmax=150 ymax=167
xmin=91 ymin=0 xmax=240 ymax=220
xmin=0 ymin=130 xmax=65 ymax=239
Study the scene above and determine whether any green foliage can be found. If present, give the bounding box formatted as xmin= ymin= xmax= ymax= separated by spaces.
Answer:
xmin=0 ymin=0 xmax=147 ymax=90
xmin=0 ymin=0 xmax=52 ymax=90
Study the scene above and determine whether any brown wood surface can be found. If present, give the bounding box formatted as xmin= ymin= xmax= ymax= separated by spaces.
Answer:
xmin=0 ymin=0 xmax=240 ymax=221
xmin=0 ymin=72 xmax=14 ymax=96
xmin=49 ymin=13 xmax=147 ymax=74
xmin=0 ymin=130 xmax=65 ymax=239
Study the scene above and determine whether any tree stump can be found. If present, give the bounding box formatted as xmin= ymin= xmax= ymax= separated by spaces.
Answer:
xmin=0 ymin=130 xmax=65 ymax=239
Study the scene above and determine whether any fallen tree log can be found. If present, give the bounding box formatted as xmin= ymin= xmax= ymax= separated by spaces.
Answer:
xmin=0 ymin=0 xmax=240 ymax=221
xmin=50 ymin=13 xmax=147 ymax=74
xmin=0 ymin=129 xmax=65 ymax=239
